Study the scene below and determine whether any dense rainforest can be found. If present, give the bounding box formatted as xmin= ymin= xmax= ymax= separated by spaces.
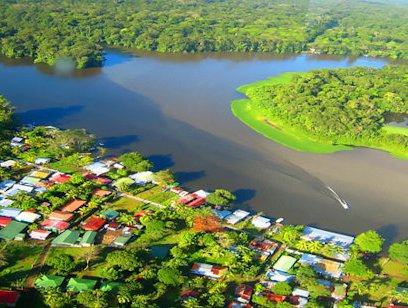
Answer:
xmin=0 ymin=0 xmax=407 ymax=68
xmin=238 ymin=65 xmax=408 ymax=156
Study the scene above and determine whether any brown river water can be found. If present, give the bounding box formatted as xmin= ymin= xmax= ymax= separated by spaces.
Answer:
xmin=0 ymin=49 xmax=406 ymax=243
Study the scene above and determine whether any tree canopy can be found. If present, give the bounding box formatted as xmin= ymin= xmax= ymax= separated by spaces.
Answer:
xmin=206 ymin=189 xmax=236 ymax=207
xmin=354 ymin=230 xmax=384 ymax=254
xmin=0 ymin=0 xmax=407 ymax=68
xmin=388 ymin=240 xmax=408 ymax=264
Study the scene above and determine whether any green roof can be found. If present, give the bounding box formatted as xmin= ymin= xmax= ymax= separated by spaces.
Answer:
xmin=273 ymin=255 xmax=297 ymax=272
xmin=114 ymin=234 xmax=132 ymax=245
xmin=67 ymin=278 xmax=97 ymax=292
xmin=35 ymin=275 xmax=65 ymax=289
xmin=0 ymin=221 xmax=28 ymax=241
xmin=52 ymin=230 xmax=80 ymax=246
xmin=100 ymin=282 xmax=123 ymax=293
xmin=79 ymin=231 xmax=97 ymax=245
xmin=100 ymin=209 xmax=119 ymax=220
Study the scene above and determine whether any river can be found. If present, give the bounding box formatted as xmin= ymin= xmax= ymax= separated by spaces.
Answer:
xmin=0 ymin=49 xmax=406 ymax=243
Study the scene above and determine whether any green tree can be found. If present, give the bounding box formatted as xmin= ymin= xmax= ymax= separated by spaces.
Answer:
xmin=354 ymin=230 xmax=384 ymax=254
xmin=106 ymin=250 xmax=141 ymax=271
xmin=119 ymin=152 xmax=153 ymax=172
xmin=206 ymin=189 xmax=236 ymax=207
xmin=76 ymin=290 xmax=108 ymax=308
xmin=153 ymin=169 xmax=175 ymax=187
xmin=157 ymin=267 xmax=184 ymax=286
xmin=271 ymin=282 xmax=292 ymax=296
xmin=388 ymin=240 xmax=408 ymax=263
xmin=42 ymin=289 xmax=73 ymax=308
xmin=343 ymin=259 xmax=375 ymax=279
xmin=46 ymin=254 xmax=76 ymax=274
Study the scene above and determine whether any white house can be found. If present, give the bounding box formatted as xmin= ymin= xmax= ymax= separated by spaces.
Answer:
xmin=252 ymin=216 xmax=272 ymax=229
xmin=84 ymin=162 xmax=110 ymax=176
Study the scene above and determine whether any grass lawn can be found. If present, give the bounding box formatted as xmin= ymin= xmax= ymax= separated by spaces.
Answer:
xmin=382 ymin=125 xmax=408 ymax=137
xmin=0 ymin=243 xmax=44 ymax=287
xmin=110 ymin=197 xmax=144 ymax=213
xmin=135 ymin=186 xmax=178 ymax=205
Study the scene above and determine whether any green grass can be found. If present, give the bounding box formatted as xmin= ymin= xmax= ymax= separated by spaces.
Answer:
xmin=232 ymin=72 xmax=408 ymax=158
xmin=382 ymin=125 xmax=408 ymax=137
xmin=110 ymin=197 xmax=144 ymax=213
xmin=0 ymin=243 xmax=44 ymax=287
xmin=381 ymin=259 xmax=408 ymax=280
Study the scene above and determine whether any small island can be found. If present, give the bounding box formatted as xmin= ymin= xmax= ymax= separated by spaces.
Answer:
xmin=232 ymin=66 xmax=408 ymax=159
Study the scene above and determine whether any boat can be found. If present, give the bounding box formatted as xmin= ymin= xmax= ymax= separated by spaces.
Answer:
xmin=327 ymin=186 xmax=350 ymax=210
xmin=275 ymin=218 xmax=284 ymax=223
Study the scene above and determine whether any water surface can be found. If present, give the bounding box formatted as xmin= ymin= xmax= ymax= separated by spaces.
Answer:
xmin=0 ymin=50 xmax=406 ymax=242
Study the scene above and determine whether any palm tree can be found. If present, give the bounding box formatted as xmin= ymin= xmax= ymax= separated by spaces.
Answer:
xmin=295 ymin=240 xmax=310 ymax=251
xmin=117 ymin=213 xmax=136 ymax=226
xmin=307 ymin=241 xmax=323 ymax=253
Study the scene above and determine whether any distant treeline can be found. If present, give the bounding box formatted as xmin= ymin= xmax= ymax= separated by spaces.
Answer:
xmin=243 ymin=65 xmax=408 ymax=154
xmin=0 ymin=0 xmax=407 ymax=68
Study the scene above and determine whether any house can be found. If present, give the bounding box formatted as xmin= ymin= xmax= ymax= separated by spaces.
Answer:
xmin=84 ymin=162 xmax=110 ymax=176
xmin=20 ymin=176 xmax=41 ymax=186
xmin=249 ymin=238 xmax=279 ymax=261
xmin=113 ymin=163 xmax=125 ymax=170
xmin=49 ymin=173 xmax=71 ymax=184
xmin=0 ymin=180 xmax=16 ymax=192
xmin=11 ymin=137 xmax=23 ymax=144
xmin=331 ymin=283 xmax=347 ymax=300
xmin=273 ymin=255 xmax=297 ymax=272
xmin=302 ymin=226 xmax=354 ymax=261
xmin=0 ymin=221 xmax=28 ymax=241
xmin=186 ymin=197 xmax=206 ymax=208
xmin=228 ymin=302 xmax=252 ymax=308
xmin=265 ymin=270 xmax=295 ymax=282
xmin=15 ymin=211 xmax=41 ymax=223
xmin=235 ymin=284 xmax=253 ymax=303
xmin=225 ymin=210 xmax=250 ymax=225
xmin=31 ymin=170 xmax=53 ymax=179
xmin=49 ymin=211 xmax=74 ymax=221
xmin=79 ymin=231 xmax=97 ymax=247
xmin=107 ymin=221 xmax=120 ymax=231
xmin=60 ymin=199 xmax=86 ymax=213
xmin=67 ymin=278 xmax=97 ymax=292
xmin=180 ymin=289 xmax=200 ymax=301
xmin=129 ymin=171 xmax=154 ymax=184
xmin=0 ymin=290 xmax=20 ymax=307
xmin=92 ymin=188 xmax=112 ymax=198
xmin=100 ymin=209 xmax=119 ymax=221
xmin=0 ymin=208 xmax=21 ymax=218
xmin=4 ymin=184 xmax=34 ymax=196
xmin=0 ymin=160 xmax=17 ymax=168
xmin=0 ymin=198 xmax=14 ymax=207
xmin=81 ymin=216 xmax=106 ymax=231
xmin=252 ymin=216 xmax=272 ymax=229
xmin=191 ymin=263 xmax=227 ymax=279
xmin=52 ymin=230 xmax=81 ymax=246
xmin=35 ymin=275 xmax=65 ymax=289
xmin=41 ymin=219 xmax=70 ymax=233
xmin=261 ymin=292 xmax=287 ymax=303
xmin=292 ymin=288 xmax=309 ymax=299
xmin=0 ymin=216 xmax=12 ymax=228
xmin=30 ymin=229 xmax=52 ymax=241
xmin=35 ymin=158 xmax=51 ymax=165
xmin=113 ymin=234 xmax=132 ymax=246
xmin=84 ymin=174 xmax=112 ymax=185
xmin=100 ymin=282 xmax=123 ymax=293
xmin=213 ymin=209 xmax=232 ymax=220
xmin=299 ymin=254 xmax=343 ymax=279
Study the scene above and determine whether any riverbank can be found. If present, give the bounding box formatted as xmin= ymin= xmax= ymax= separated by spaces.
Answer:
xmin=231 ymin=71 xmax=408 ymax=159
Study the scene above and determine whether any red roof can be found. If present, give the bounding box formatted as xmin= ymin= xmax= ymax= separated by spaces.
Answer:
xmin=235 ymin=284 xmax=253 ymax=301
xmin=92 ymin=188 xmax=112 ymax=197
xmin=48 ymin=210 xmax=74 ymax=221
xmin=50 ymin=173 xmax=71 ymax=184
xmin=60 ymin=199 xmax=86 ymax=212
xmin=262 ymin=293 xmax=287 ymax=303
xmin=180 ymin=290 xmax=200 ymax=298
xmin=84 ymin=174 xmax=112 ymax=185
xmin=186 ymin=197 xmax=206 ymax=208
xmin=41 ymin=219 xmax=70 ymax=231
xmin=0 ymin=216 xmax=12 ymax=228
xmin=179 ymin=195 xmax=195 ymax=204
xmin=82 ymin=216 xmax=106 ymax=231
xmin=107 ymin=221 xmax=120 ymax=230
xmin=0 ymin=290 xmax=20 ymax=306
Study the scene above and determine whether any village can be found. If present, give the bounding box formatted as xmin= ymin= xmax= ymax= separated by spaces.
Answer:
xmin=0 ymin=126 xmax=407 ymax=308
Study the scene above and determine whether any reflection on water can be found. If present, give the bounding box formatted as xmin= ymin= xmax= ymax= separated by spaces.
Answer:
xmin=384 ymin=112 xmax=408 ymax=127
xmin=0 ymin=49 xmax=407 ymax=242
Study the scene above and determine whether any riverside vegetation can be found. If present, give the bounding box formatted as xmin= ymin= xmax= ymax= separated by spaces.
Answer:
xmin=0 ymin=0 xmax=408 ymax=68
xmin=232 ymin=65 xmax=408 ymax=159
xmin=1 ymin=93 xmax=408 ymax=306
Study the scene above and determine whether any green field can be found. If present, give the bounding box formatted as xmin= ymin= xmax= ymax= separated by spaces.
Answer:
xmin=232 ymin=72 xmax=408 ymax=159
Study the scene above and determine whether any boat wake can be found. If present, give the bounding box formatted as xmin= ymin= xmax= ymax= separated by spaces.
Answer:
xmin=327 ymin=186 xmax=350 ymax=210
